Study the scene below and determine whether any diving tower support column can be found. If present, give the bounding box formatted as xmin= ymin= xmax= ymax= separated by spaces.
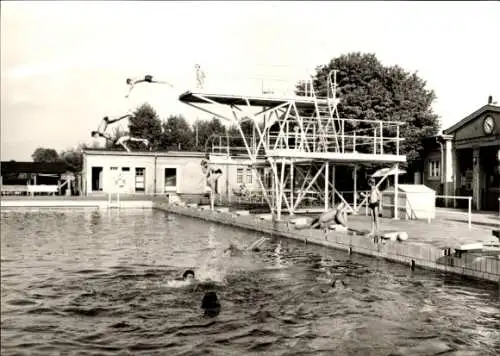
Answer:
xmin=394 ymin=163 xmax=399 ymax=220
xmin=324 ymin=161 xmax=329 ymax=212
xmin=353 ymin=165 xmax=358 ymax=213
xmin=290 ymin=159 xmax=294 ymax=216
xmin=331 ymin=164 xmax=335 ymax=208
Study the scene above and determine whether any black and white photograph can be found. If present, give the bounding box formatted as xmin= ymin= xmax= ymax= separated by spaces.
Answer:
xmin=1 ymin=1 xmax=499 ymax=355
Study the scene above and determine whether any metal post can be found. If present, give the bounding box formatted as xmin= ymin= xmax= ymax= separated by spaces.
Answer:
xmin=325 ymin=161 xmax=329 ymax=212
xmin=468 ymin=197 xmax=472 ymax=230
xmin=394 ymin=163 xmax=399 ymax=220
xmin=379 ymin=121 xmax=383 ymax=154
xmin=290 ymin=159 xmax=294 ymax=215
xmin=396 ymin=125 xmax=400 ymax=155
xmin=353 ymin=165 xmax=357 ymax=213
xmin=341 ymin=120 xmax=345 ymax=153
xmin=331 ymin=164 xmax=336 ymax=208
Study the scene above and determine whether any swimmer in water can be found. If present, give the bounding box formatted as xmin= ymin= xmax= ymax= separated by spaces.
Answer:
xmin=173 ymin=269 xmax=196 ymax=282
xmin=183 ymin=269 xmax=195 ymax=281
xmin=224 ymin=236 xmax=270 ymax=256
xmin=332 ymin=279 xmax=346 ymax=289
xmin=201 ymin=291 xmax=220 ymax=317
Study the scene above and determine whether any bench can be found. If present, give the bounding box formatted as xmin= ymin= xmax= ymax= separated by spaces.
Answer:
xmin=27 ymin=185 xmax=58 ymax=196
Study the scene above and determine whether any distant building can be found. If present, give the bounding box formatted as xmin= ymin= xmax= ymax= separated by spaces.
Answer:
xmin=419 ymin=98 xmax=500 ymax=211
xmin=0 ymin=161 xmax=76 ymax=196
xmin=81 ymin=149 xmax=266 ymax=202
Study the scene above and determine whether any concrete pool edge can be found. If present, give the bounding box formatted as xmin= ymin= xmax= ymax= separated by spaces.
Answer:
xmin=0 ymin=200 xmax=153 ymax=209
xmin=155 ymin=202 xmax=500 ymax=284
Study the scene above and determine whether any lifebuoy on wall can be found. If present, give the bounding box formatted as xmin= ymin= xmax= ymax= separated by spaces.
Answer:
xmin=115 ymin=174 xmax=126 ymax=188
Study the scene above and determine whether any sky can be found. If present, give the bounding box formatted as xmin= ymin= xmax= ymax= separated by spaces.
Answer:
xmin=1 ymin=1 xmax=499 ymax=161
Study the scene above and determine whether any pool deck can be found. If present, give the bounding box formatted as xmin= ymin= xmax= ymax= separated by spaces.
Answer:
xmin=154 ymin=202 xmax=500 ymax=284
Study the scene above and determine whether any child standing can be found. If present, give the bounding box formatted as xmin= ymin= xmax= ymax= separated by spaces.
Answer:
xmin=368 ymin=178 xmax=382 ymax=236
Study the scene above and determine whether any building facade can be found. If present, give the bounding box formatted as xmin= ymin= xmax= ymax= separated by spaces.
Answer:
xmin=421 ymin=101 xmax=500 ymax=211
xmin=81 ymin=149 xmax=263 ymax=200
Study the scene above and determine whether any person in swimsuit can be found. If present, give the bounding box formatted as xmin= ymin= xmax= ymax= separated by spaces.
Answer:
xmin=91 ymin=114 xmax=133 ymax=139
xmin=294 ymin=202 xmax=349 ymax=231
xmin=367 ymin=178 xmax=382 ymax=236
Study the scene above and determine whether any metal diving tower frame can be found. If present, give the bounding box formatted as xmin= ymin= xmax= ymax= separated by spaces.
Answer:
xmin=179 ymin=70 xmax=407 ymax=220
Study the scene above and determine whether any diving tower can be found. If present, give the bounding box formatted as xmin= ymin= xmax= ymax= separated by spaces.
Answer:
xmin=180 ymin=70 xmax=406 ymax=220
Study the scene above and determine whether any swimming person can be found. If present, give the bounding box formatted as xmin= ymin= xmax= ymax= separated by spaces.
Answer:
xmin=294 ymin=202 xmax=349 ymax=231
xmin=201 ymin=291 xmax=220 ymax=317
xmin=224 ymin=236 xmax=270 ymax=256
xmin=367 ymin=178 xmax=382 ymax=236
xmin=182 ymin=270 xmax=195 ymax=281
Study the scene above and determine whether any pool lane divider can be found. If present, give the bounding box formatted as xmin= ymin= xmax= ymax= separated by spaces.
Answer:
xmin=154 ymin=202 xmax=500 ymax=284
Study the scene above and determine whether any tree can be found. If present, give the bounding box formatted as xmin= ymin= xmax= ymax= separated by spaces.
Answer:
xmin=31 ymin=147 xmax=61 ymax=163
xmin=297 ymin=52 xmax=440 ymax=171
xmin=161 ymin=114 xmax=195 ymax=151
xmin=193 ymin=117 xmax=227 ymax=152
xmin=128 ymin=103 xmax=163 ymax=151
xmin=60 ymin=148 xmax=83 ymax=172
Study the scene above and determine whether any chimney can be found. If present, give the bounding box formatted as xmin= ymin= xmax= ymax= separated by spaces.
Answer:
xmin=488 ymin=95 xmax=493 ymax=104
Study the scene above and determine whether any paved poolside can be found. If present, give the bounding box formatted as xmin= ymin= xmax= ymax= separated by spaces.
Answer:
xmin=343 ymin=214 xmax=499 ymax=250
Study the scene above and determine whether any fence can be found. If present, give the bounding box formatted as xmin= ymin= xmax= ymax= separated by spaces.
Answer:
xmin=336 ymin=190 xmax=475 ymax=230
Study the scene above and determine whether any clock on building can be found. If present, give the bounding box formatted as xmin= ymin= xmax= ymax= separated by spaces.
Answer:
xmin=483 ymin=115 xmax=495 ymax=135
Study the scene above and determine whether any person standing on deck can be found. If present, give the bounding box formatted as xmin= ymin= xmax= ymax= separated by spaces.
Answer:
xmin=367 ymin=178 xmax=382 ymax=236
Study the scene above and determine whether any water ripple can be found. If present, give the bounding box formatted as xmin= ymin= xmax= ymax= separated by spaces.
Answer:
xmin=1 ymin=209 xmax=499 ymax=356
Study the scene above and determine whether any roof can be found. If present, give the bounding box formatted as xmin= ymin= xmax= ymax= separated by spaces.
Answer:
xmin=179 ymin=91 xmax=328 ymax=108
xmin=82 ymin=149 xmax=255 ymax=161
xmin=443 ymin=104 xmax=500 ymax=134
xmin=82 ymin=149 xmax=207 ymax=158
xmin=0 ymin=161 xmax=71 ymax=174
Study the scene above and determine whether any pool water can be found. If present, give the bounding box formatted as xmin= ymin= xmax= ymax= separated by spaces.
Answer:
xmin=1 ymin=209 xmax=499 ymax=356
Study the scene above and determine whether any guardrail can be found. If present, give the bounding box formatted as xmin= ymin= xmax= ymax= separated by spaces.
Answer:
xmin=434 ymin=195 xmax=473 ymax=230
xmin=337 ymin=191 xmax=476 ymax=230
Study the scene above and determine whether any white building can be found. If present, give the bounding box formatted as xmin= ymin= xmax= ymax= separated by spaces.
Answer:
xmin=81 ymin=149 xmax=264 ymax=201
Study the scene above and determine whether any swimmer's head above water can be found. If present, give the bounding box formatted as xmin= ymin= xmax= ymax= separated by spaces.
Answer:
xmin=183 ymin=269 xmax=195 ymax=281
xmin=332 ymin=279 xmax=346 ymax=288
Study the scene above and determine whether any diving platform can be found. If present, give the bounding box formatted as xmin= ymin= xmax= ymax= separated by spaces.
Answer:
xmin=179 ymin=91 xmax=328 ymax=109
xmin=179 ymin=69 xmax=407 ymax=221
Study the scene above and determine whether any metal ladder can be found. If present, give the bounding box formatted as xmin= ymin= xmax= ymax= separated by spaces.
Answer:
xmin=108 ymin=192 xmax=120 ymax=208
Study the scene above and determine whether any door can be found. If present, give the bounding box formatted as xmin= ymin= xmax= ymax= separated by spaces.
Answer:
xmin=164 ymin=168 xmax=177 ymax=192
xmin=91 ymin=167 xmax=103 ymax=191
xmin=135 ymin=167 xmax=145 ymax=193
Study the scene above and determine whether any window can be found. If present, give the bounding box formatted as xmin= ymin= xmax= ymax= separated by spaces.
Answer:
xmin=246 ymin=168 xmax=252 ymax=184
xmin=122 ymin=167 xmax=130 ymax=172
xmin=164 ymin=168 xmax=177 ymax=191
xmin=135 ymin=167 xmax=145 ymax=192
xmin=110 ymin=167 xmax=118 ymax=171
xmin=237 ymin=168 xmax=244 ymax=184
xmin=428 ymin=160 xmax=440 ymax=178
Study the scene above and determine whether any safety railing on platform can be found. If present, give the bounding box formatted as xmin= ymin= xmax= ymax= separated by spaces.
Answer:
xmin=267 ymin=118 xmax=405 ymax=156
xmin=209 ymin=124 xmax=405 ymax=158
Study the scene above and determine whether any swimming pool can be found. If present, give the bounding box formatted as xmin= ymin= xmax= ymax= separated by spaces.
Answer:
xmin=1 ymin=209 xmax=499 ymax=355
